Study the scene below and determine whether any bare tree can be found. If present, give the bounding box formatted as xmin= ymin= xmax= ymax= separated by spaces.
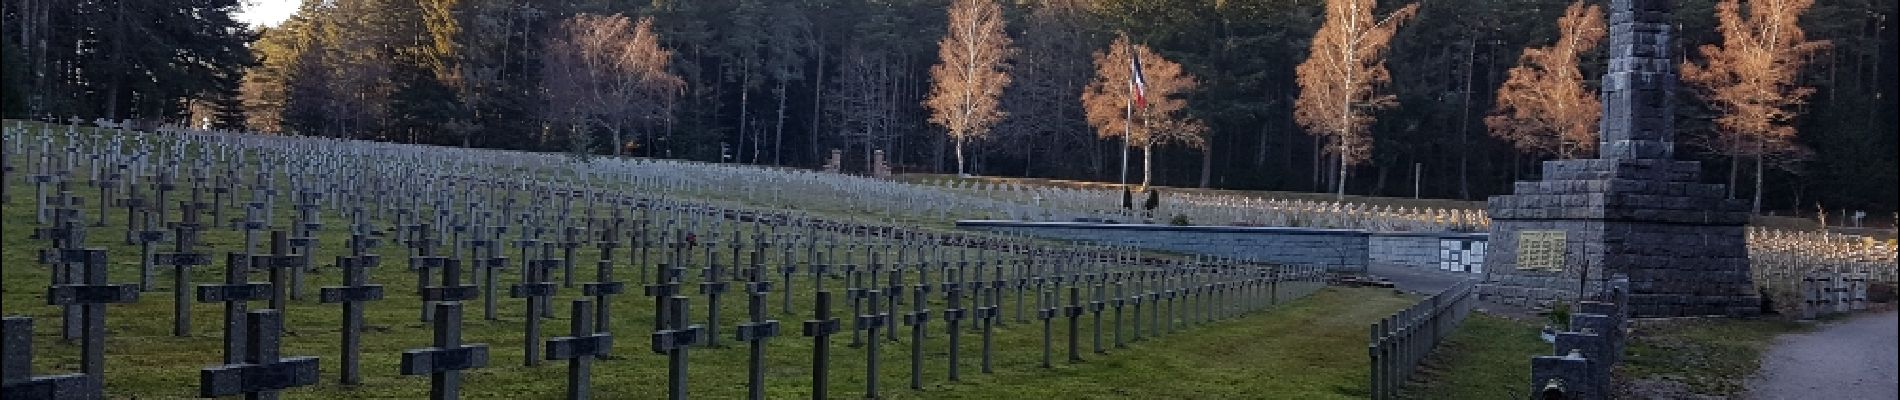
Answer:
xmin=1081 ymin=37 xmax=1208 ymax=191
xmin=1681 ymin=0 xmax=1830 ymax=213
xmin=996 ymin=0 xmax=1097 ymax=178
xmin=1486 ymin=1 xmax=1605 ymax=160
xmin=1294 ymin=0 xmax=1419 ymax=199
xmin=926 ymin=0 xmax=1014 ymax=177
xmin=541 ymin=14 xmax=685 ymax=156
xmin=831 ymin=46 xmax=899 ymax=169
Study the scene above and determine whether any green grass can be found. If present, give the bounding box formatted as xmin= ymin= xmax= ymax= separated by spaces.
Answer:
xmin=0 ymin=131 xmax=1410 ymax=399
xmin=1617 ymin=317 xmax=1812 ymax=396
xmin=1399 ymin=313 xmax=1548 ymax=399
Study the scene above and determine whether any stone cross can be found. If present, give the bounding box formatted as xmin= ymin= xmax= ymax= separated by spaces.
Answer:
xmin=651 ymin=295 xmax=702 ymax=400
xmin=1037 ymin=288 xmax=1056 ymax=368
xmin=470 ymin=223 xmax=507 ymax=321
xmin=156 ymin=203 xmax=210 ymax=337
xmin=858 ymin=289 xmax=888 ymax=397
xmin=801 ymin=291 xmax=840 ymax=400
xmin=320 ymin=254 xmax=383 ymax=385
xmin=251 ymin=231 xmax=305 ymax=311
xmin=286 ymin=191 xmax=323 ymax=301
xmin=1066 ymin=286 xmax=1086 ymax=362
xmin=130 ymin=207 xmax=164 ymax=293
xmin=230 ymin=204 xmax=266 ymax=260
xmin=420 ymin=258 xmax=478 ymax=307
xmin=942 ymin=266 xmax=968 ymax=381
xmin=2 ymin=317 xmax=98 ymax=399
xmin=699 ymin=253 xmax=729 ymax=348
xmin=903 ymin=283 xmax=930 ymax=390
xmin=978 ymin=266 xmax=1003 ymax=373
xmin=547 ymin=298 xmax=612 ymax=400
xmin=585 ymin=229 xmax=624 ymax=333
xmin=198 ymin=310 xmax=320 ymax=399
xmin=47 ymin=248 xmax=140 ymax=383
xmin=197 ymin=252 xmax=274 ymax=364
xmin=401 ymin=302 xmax=490 ymax=400
xmin=1111 ymin=274 xmax=1127 ymax=348
xmin=512 ymin=256 xmax=560 ymax=366
xmin=737 ymin=279 xmax=779 ymax=400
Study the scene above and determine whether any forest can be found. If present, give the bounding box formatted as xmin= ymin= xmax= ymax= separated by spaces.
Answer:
xmin=2 ymin=0 xmax=1894 ymax=215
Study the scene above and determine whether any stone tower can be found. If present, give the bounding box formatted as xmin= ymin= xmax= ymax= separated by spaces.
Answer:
xmin=1479 ymin=0 xmax=1760 ymax=317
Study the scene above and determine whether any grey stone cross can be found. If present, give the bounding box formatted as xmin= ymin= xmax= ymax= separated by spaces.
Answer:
xmin=547 ymin=299 xmax=612 ymax=400
xmin=150 ymin=203 xmax=210 ymax=337
xmin=801 ymin=291 xmax=840 ymax=400
xmin=652 ymin=294 xmax=703 ymax=400
xmin=196 ymin=251 xmax=273 ymax=364
xmin=198 ymin=310 xmax=320 ymax=399
xmin=47 ymin=248 xmax=140 ymax=382
xmin=737 ymin=279 xmax=779 ymax=400
xmin=2 ymin=317 xmax=98 ymax=399
xmin=320 ymin=254 xmax=383 ymax=385
xmin=401 ymin=302 xmax=489 ymax=400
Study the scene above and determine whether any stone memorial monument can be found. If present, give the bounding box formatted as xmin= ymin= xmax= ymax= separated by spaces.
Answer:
xmin=1480 ymin=0 xmax=1759 ymax=317
xmin=871 ymin=150 xmax=892 ymax=179
xmin=824 ymin=150 xmax=843 ymax=174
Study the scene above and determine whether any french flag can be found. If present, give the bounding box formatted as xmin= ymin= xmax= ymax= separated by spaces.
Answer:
xmin=1129 ymin=49 xmax=1148 ymax=109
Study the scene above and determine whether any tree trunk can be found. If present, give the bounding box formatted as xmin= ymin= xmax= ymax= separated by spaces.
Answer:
xmin=103 ymin=0 xmax=128 ymax=119
xmin=1199 ymin=146 xmax=1212 ymax=188
xmin=1752 ymin=154 xmax=1764 ymax=214
xmin=1335 ymin=151 xmax=1347 ymax=200
xmin=935 ymin=130 xmax=947 ymax=173
xmin=1311 ymin=138 xmax=1322 ymax=192
xmin=1457 ymin=37 xmax=1477 ymax=200
xmin=1023 ymin=137 xmax=1035 ymax=177
xmin=810 ymin=31 xmax=825 ymax=165
xmin=954 ymin=136 xmax=966 ymax=176
xmin=774 ymin=80 xmax=788 ymax=165
xmin=1727 ymin=155 xmax=1738 ymax=199
xmin=611 ymin=124 xmax=623 ymax=156
xmin=739 ymin=71 xmax=751 ymax=163
xmin=1373 ymin=164 xmax=1388 ymax=195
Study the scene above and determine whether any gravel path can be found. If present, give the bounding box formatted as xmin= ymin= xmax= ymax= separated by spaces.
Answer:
xmin=1745 ymin=311 xmax=1899 ymax=400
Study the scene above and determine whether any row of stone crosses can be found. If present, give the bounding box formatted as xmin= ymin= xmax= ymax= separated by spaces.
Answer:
xmin=1 ymin=123 xmax=1330 ymax=399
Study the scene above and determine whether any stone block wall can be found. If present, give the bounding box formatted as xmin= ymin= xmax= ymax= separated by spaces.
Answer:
xmin=956 ymin=221 xmax=1369 ymax=270
xmin=1369 ymin=232 xmax=1488 ymax=273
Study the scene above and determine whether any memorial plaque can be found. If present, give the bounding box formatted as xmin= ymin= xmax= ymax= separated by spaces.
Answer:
xmin=1516 ymin=231 xmax=1566 ymax=272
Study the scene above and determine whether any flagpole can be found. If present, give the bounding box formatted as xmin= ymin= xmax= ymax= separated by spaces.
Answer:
xmin=1119 ymin=36 xmax=1133 ymax=188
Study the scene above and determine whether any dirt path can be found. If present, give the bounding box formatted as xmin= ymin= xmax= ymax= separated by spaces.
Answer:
xmin=1745 ymin=311 xmax=1899 ymax=400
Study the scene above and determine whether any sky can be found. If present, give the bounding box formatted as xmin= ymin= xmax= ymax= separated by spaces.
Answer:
xmin=235 ymin=0 xmax=300 ymax=27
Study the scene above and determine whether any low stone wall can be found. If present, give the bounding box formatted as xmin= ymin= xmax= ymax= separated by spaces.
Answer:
xmin=956 ymin=220 xmax=1371 ymax=269
xmin=957 ymin=221 xmax=1495 ymax=275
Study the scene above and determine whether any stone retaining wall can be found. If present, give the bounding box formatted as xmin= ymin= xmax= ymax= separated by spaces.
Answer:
xmin=1369 ymin=232 xmax=1488 ymax=273
xmin=957 ymin=221 xmax=1487 ymax=274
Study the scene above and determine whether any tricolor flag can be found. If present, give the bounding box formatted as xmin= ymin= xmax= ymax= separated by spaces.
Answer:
xmin=1129 ymin=49 xmax=1149 ymax=109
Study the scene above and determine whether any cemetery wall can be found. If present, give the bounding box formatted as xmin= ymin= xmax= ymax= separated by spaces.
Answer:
xmin=1367 ymin=232 xmax=1488 ymax=273
xmin=957 ymin=221 xmax=1385 ymax=270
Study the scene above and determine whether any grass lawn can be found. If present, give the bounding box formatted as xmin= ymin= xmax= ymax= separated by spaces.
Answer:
xmin=1398 ymin=313 xmax=1547 ymax=399
xmin=1 ymin=129 xmax=1413 ymax=399
xmin=1616 ymin=317 xmax=1813 ymax=397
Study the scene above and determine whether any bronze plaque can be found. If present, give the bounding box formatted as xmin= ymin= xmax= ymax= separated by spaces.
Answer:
xmin=1516 ymin=230 xmax=1567 ymax=271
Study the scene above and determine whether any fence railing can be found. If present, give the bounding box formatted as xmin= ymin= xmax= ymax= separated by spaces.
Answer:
xmin=1367 ymin=279 xmax=1479 ymax=400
